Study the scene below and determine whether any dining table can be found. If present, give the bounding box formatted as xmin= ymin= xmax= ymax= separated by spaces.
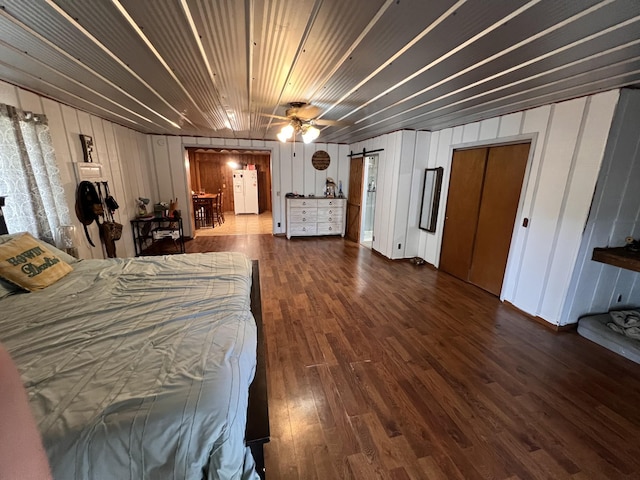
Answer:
xmin=193 ymin=193 xmax=218 ymax=228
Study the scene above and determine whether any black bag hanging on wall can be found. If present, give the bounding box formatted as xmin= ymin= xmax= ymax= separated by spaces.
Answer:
xmin=75 ymin=181 xmax=103 ymax=247
xmin=95 ymin=182 xmax=122 ymax=257
xmin=103 ymin=181 xmax=119 ymax=213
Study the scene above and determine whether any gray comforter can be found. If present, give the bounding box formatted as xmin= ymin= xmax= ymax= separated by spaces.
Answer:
xmin=0 ymin=252 xmax=259 ymax=480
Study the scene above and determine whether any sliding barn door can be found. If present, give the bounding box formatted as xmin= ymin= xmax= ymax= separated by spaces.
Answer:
xmin=440 ymin=143 xmax=530 ymax=296
xmin=346 ymin=157 xmax=364 ymax=243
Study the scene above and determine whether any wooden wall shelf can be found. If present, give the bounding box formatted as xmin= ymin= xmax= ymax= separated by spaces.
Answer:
xmin=592 ymin=247 xmax=640 ymax=273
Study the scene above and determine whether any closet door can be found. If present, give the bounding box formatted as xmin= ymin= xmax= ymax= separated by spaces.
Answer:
xmin=468 ymin=143 xmax=529 ymax=295
xmin=439 ymin=143 xmax=529 ymax=296
xmin=439 ymin=148 xmax=487 ymax=280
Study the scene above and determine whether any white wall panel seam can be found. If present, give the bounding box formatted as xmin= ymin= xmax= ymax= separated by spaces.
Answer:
xmin=500 ymin=132 xmax=538 ymax=302
xmin=511 ymin=104 xmax=555 ymax=311
xmin=536 ymin=97 xmax=590 ymax=318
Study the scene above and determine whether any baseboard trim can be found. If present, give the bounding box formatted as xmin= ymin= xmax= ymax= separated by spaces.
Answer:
xmin=503 ymin=301 xmax=575 ymax=332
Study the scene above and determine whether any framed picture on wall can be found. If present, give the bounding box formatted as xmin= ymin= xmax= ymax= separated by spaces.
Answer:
xmin=79 ymin=134 xmax=94 ymax=162
xmin=419 ymin=167 xmax=443 ymax=232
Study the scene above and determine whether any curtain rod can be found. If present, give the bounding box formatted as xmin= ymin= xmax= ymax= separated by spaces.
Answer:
xmin=347 ymin=148 xmax=384 ymax=158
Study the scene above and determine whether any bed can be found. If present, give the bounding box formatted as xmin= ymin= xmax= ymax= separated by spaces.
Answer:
xmin=578 ymin=312 xmax=640 ymax=364
xmin=0 ymin=228 xmax=269 ymax=479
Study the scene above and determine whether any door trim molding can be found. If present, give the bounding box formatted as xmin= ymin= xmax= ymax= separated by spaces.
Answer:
xmin=450 ymin=133 xmax=538 ymax=152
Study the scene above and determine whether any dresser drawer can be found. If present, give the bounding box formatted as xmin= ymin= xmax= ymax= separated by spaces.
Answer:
xmin=317 ymin=207 xmax=343 ymax=221
xmin=317 ymin=223 xmax=342 ymax=235
xmin=288 ymin=224 xmax=317 ymax=236
xmin=317 ymin=213 xmax=342 ymax=224
xmin=288 ymin=198 xmax=318 ymax=208
xmin=321 ymin=199 xmax=343 ymax=208
xmin=290 ymin=210 xmax=317 ymax=222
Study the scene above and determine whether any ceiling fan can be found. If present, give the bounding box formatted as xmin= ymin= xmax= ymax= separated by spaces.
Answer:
xmin=263 ymin=102 xmax=347 ymax=143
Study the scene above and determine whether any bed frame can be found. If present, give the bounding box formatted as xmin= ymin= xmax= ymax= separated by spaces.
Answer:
xmin=248 ymin=260 xmax=270 ymax=479
xmin=0 ymin=197 xmax=7 ymax=235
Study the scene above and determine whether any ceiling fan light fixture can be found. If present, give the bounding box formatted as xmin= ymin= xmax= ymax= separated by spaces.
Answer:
xmin=282 ymin=123 xmax=294 ymax=137
xmin=277 ymin=131 xmax=289 ymax=143
xmin=301 ymin=125 xmax=320 ymax=144
xmin=277 ymin=123 xmax=295 ymax=143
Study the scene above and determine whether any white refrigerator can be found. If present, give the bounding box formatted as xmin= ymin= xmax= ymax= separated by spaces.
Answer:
xmin=232 ymin=170 xmax=259 ymax=214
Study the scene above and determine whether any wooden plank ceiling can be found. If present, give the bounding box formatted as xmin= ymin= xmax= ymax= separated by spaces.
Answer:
xmin=0 ymin=0 xmax=639 ymax=144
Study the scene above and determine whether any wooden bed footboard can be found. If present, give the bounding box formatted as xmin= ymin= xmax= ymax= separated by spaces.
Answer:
xmin=247 ymin=260 xmax=270 ymax=479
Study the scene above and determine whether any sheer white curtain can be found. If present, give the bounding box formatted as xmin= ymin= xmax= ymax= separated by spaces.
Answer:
xmin=0 ymin=104 xmax=70 ymax=244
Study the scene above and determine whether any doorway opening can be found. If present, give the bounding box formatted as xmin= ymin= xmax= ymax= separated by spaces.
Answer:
xmin=345 ymin=154 xmax=379 ymax=248
xmin=186 ymin=147 xmax=273 ymax=236
xmin=361 ymin=155 xmax=378 ymax=248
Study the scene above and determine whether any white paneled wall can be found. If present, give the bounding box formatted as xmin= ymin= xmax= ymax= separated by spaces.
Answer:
xmin=409 ymin=90 xmax=619 ymax=325
xmin=0 ymin=79 xmax=155 ymax=259
xmin=147 ymin=136 xmax=351 ymax=238
xmin=562 ymin=89 xmax=640 ymax=326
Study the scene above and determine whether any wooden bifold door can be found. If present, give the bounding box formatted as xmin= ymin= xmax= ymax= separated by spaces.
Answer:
xmin=439 ymin=143 xmax=530 ymax=296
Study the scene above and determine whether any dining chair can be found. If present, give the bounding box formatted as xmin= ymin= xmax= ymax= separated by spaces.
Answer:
xmin=193 ymin=197 xmax=214 ymax=228
xmin=216 ymin=190 xmax=225 ymax=225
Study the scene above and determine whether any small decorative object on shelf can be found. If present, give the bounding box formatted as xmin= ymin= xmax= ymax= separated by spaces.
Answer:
xmin=625 ymin=236 xmax=639 ymax=252
xmin=169 ymin=198 xmax=179 ymax=218
xmin=154 ymin=202 xmax=169 ymax=218
xmin=324 ymin=177 xmax=336 ymax=198
xmin=136 ymin=197 xmax=150 ymax=217
xmin=130 ymin=216 xmax=184 ymax=256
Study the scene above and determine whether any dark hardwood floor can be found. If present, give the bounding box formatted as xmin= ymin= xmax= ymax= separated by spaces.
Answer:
xmin=186 ymin=235 xmax=640 ymax=480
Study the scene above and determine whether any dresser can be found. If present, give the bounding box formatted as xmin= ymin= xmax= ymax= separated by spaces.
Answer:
xmin=286 ymin=198 xmax=346 ymax=239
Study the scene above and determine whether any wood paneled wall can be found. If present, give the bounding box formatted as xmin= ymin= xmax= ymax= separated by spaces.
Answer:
xmin=188 ymin=150 xmax=272 ymax=213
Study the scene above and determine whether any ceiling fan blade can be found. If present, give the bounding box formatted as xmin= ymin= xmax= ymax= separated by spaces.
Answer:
xmin=257 ymin=113 xmax=289 ymax=121
xmin=313 ymin=118 xmax=351 ymax=126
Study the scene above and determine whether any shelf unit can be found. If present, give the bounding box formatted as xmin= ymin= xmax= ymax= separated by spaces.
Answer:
xmin=131 ymin=217 xmax=185 ymax=256
xmin=592 ymin=247 xmax=640 ymax=273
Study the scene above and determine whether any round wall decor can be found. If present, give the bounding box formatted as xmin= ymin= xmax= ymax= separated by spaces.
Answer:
xmin=311 ymin=150 xmax=331 ymax=170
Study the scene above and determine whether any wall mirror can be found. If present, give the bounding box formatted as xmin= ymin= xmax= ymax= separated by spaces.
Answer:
xmin=419 ymin=167 xmax=443 ymax=232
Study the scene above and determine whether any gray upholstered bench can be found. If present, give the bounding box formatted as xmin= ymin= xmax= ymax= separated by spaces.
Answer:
xmin=577 ymin=313 xmax=640 ymax=364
